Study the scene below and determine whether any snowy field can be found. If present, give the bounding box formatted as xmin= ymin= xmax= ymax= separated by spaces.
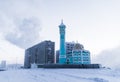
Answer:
xmin=0 ymin=68 xmax=120 ymax=82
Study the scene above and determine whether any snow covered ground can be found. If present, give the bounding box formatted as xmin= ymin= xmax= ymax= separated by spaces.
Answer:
xmin=0 ymin=68 xmax=120 ymax=82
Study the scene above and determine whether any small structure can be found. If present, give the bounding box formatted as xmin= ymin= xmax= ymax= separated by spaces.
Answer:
xmin=31 ymin=63 xmax=37 ymax=69
xmin=0 ymin=61 xmax=6 ymax=71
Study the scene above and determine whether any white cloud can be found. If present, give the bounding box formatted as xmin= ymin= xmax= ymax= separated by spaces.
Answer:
xmin=93 ymin=46 xmax=120 ymax=69
xmin=0 ymin=11 xmax=15 ymax=35
xmin=0 ymin=36 xmax=24 ymax=64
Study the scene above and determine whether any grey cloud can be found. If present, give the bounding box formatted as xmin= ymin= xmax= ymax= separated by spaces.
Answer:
xmin=5 ymin=17 xmax=41 ymax=49
xmin=0 ymin=0 xmax=43 ymax=49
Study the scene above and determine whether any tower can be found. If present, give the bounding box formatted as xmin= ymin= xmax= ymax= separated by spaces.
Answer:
xmin=59 ymin=20 xmax=66 ymax=64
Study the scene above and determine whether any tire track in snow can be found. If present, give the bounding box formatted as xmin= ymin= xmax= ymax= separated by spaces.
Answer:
xmin=42 ymin=69 xmax=94 ymax=82
xmin=27 ymin=69 xmax=69 ymax=82
xmin=26 ymin=70 xmax=48 ymax=82
xmin=45 ymin=69 xmax=109 ymax=82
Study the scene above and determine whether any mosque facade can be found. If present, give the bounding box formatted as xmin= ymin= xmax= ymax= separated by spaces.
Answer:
xmin=59 ymin=21 xmax=91 ymax=64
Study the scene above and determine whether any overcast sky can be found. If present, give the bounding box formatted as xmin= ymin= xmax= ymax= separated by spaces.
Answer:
xmin=0 ymin=0 xmax=120 ymax=65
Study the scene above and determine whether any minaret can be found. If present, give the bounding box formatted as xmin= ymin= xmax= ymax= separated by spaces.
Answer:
xmin=59 ymin=20 xmax=66 ymax=64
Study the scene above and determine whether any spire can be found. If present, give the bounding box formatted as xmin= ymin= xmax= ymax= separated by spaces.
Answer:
xmin=61 ymin=19 xmax=63 ymax=24
xmin=59 ymin=19 xmax=66 ymax=28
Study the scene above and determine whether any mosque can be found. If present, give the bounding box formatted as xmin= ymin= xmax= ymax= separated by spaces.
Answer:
xmin=30 ymin=21 xmax=101 ymax=68
xmin=58 ymin=20 xmax=91 ymax=64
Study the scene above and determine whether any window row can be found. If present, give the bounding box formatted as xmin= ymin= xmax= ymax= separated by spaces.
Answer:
xmin=73 ymin=53 xmax=89 ymax=56
xmin=73 ymin=57 xmax=90 ymax=61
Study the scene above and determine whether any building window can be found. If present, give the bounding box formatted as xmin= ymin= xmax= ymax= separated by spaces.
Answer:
xmin=83 ymin=57 xmax=89 ymax=61
xmin=78 ymin=53 xmax=81 ymax=55
xmin=82 ymin=53 xmax=88 ymax=56
xmin=73 ymin=51 xmax=76 ymax=53
xmin=73 ymin=58 xmax=77 ymax=61
xmin=73 ymin=53 xmax=77 ymax=56
xmin=78 ymin=58 xmax=81 ymax=61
